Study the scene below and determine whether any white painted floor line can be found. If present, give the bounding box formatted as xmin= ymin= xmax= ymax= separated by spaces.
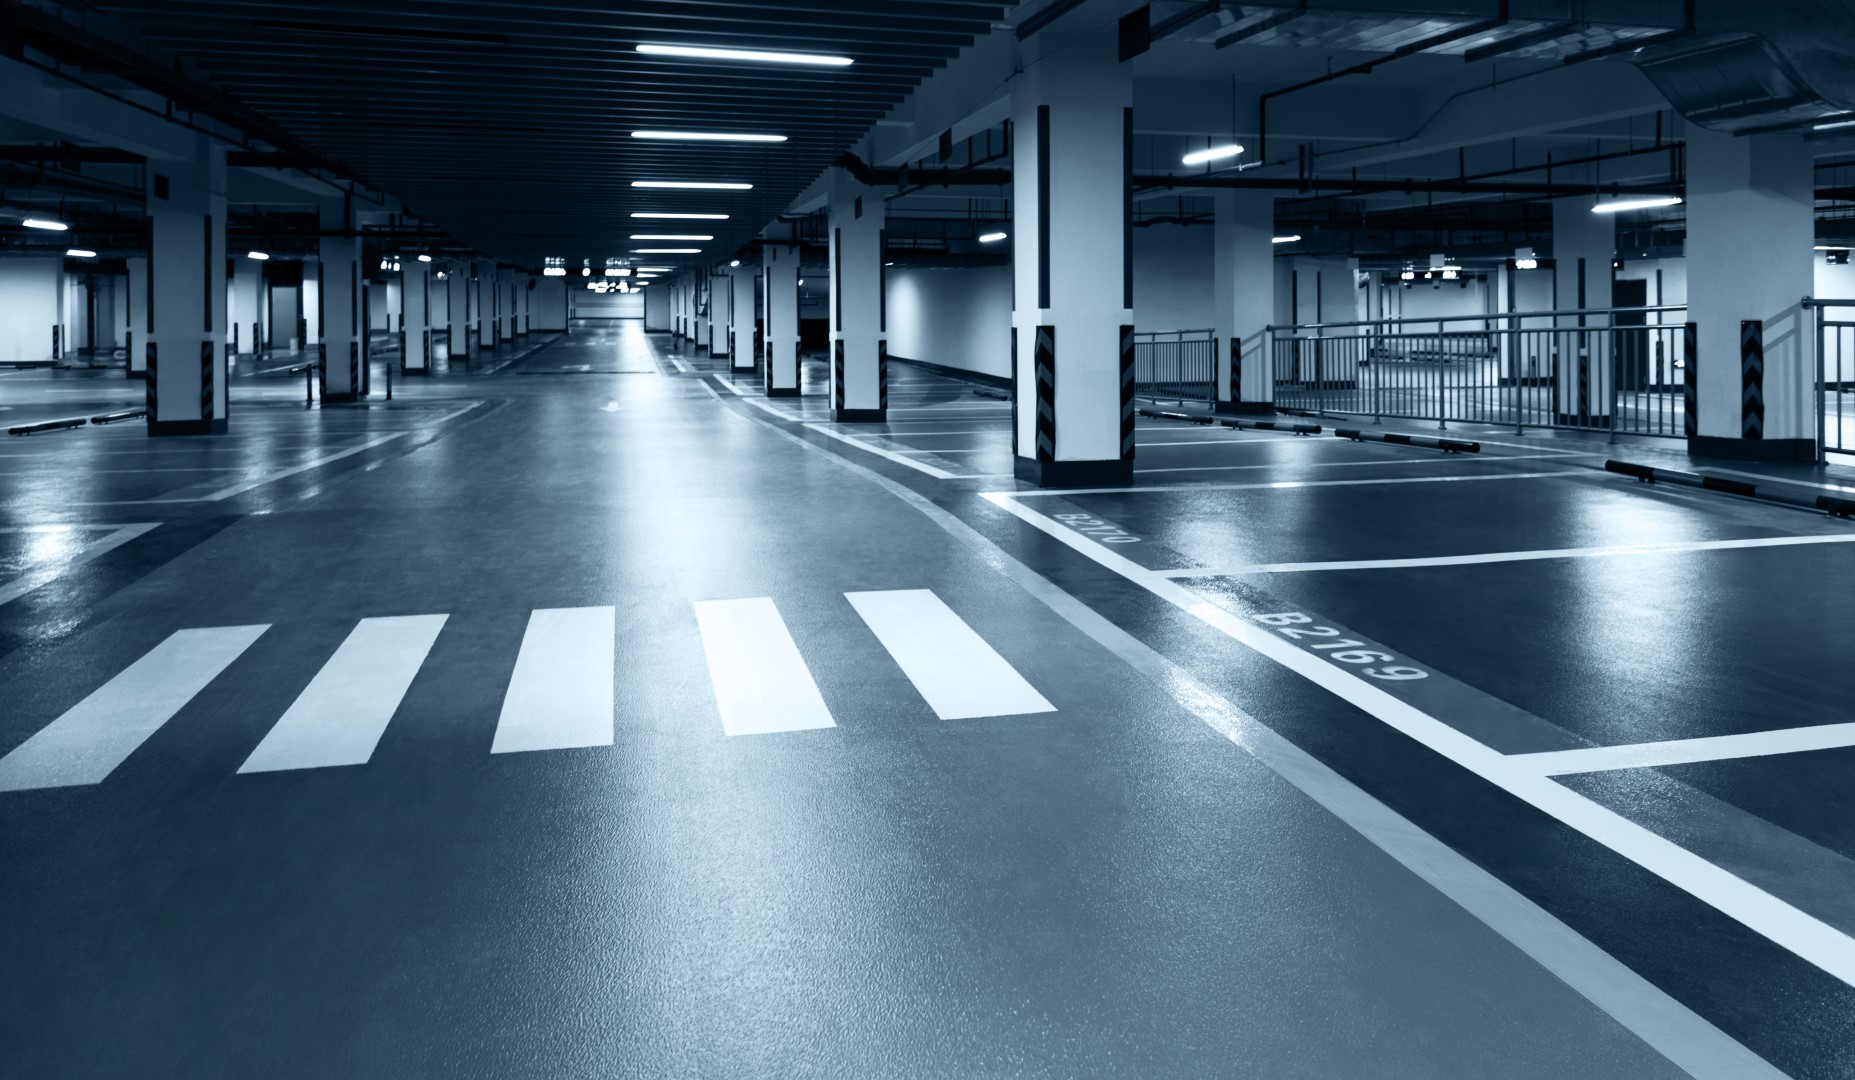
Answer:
xmin=846 ymin=589 xmax=1054 ymax=720
xmin=1158 ymin=532 xmax=1855 ymax=577
xmin=1702 ymin=466 xmax=1855 ymax=496
xmin=1009 ymin=470 xmax=1586 ymax=497
xmin=0 ymin=624 xmax=269 ymax=791
xmin=121 ymin=432 xmax=410 ymax=503
xmin=694 ymin=597 xmax=835 ymax=736
xmin=843 ymin=429 xmax=1008 ymax=438
xmin=892 ymin=447 xmax=992 ymax=455
xmin=982 ymin=488 xmax=1855 ymax=990
xmin=238 ymin=615 xmax=448 ymax=773
xmin=802 ymin=423 xmax=962 ymax=479
xmin=1515 ymin=722 xmax=1855 ymax=776
xmin=490 ymin=606 xmax=615 ymax=753
xmin=0 ymin=522 xmax=161 ymax=608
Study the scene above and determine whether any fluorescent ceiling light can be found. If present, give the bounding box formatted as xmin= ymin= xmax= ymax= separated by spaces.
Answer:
xmin=543 ymin=267 xmax=568 ymax=276
xmin=66 ymin=248 xmax=97 ymax=258
xmin=632 ymin=180 xmax=752 ymax=190
xmin=632 ymin=212 xmax=729 ymax=220
xmin=1814 ymin=245 xmax=1851 ymax=251
xmin=1182 ymin=143 xmax=1245 ymax=166
xmin=636 ymin=43 xmax=852 ymax=67
xmin=629 ymin=234 xmax=713 ymax=240
xmin=610 ymin=268 xmax=632 ymax=276
xmin=634 ymin=247 xmax=702 ymax=253
xmin=631 ymin=130 xmax=787 ymax=142
xmin=636 ymin=273 xmax=660 ymax=278
xmin=636 ymin=266 xmax=672 ymax=272
xmin=416 ymin=254 xmax=432 ymax=262
xmin=978 ymin=231 xmax=1007 ymax=243
xmin=22 ymin=218 xmax=68 ymax=231
xmin=1591 ymin=196 xmax=1682 ymax=214
xmin=1271 ymin=234 xmax=1301 ymax=244
xmin=247 ymin=250 xmax=270 ymax=260
xmin=1514 ymin=257 xmax=1539 ymax=270
xmin=729 ymin=260 xmax=740 ymax=267
xmin=1814 ymin=117 xmax=1855 ymax=132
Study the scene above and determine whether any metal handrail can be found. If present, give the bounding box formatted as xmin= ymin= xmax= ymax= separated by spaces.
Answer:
xmin=1272 ymin=306 xmax=1689 ymax=334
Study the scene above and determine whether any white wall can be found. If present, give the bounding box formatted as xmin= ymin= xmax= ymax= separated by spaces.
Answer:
xmin=532 ymin=277 xmax=569 ymax=330
xmin=368 ymin=281 xmax=388 ymax=330
xmin=0 ymin=258 xmax=61 ymax=364
xmin=884 ymin=264 xmax=1012 ymax=379
xmin=644 ymin=282 xmax=669 ymax=330
xmin=574 ymin=290 xmax=643 ymax=319
xmin=1814 ymin=255 xmax=1855 ymax=300
xmin=1132 ymin=224 xmax=1215 ymax=331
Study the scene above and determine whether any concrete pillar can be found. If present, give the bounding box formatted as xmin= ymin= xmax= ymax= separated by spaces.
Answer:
xmin=478 ymin=265 xmax=496 ymax=350
xmin=765 ymin=244 xmax=800 ymax=395
xmin=447 ymin=266 xmax=470 ymax=367
xmin=229 ymin=256 xmax=262 ymax=357
xmin=731 ymin=267 xmax=756 ymax=374
xmin=316 ymin=198 xmax=363 ymax=402
xmin=1687 ymin=130 xmax=1815 ymax=461
xmin=1213 ymin=189 xmax=1274 ymax=413
xmin=145 ymin=140 xmax=228 ymax=435
xmin=696 ymin=269 xmax=713 ymax=354
xmin=517 ymin=274 xmax=530 ymax=335
xmin=1010 ymin=26 xmax=1133 ymax=486
xmin=829 ymin=186 xmax=886 ymax=421
xmin=499 ymin=274 xmax=514 ymax=344
xmin=711 ymin=268 xmax=730 ymax=360
xmin=1552 ymin=197 xmax=1615 ymax=424
xmin=401 ymin=259 xmax=431 ymax=375
xmin=126 ymin=255 xmax=148 ymax=378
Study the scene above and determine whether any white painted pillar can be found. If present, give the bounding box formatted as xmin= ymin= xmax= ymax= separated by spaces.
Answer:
xmin=731 ymin=267 xmax=756 ymax=374
xmin=711 ymin=268 xmax=731 ymax=359
xmin=499 ymin=274 xmax=514 ymax=343
xmin=1010 ymin=25 xmax=1133 ymax=486
xmin=401 ymin=259 xmax=431 ymax=374
xmin=1687 ymin=129 xmax=1815 ymax=460
xmin=517 ymin=274 xmax=531 ymax=335
xmin=475 ymin=263 xmax=493 ymax=351
xmin=145 ymin=140 xmax=228 ymax=435
xmin=829 ymin=184 xmax=887 ymax=421
xmin=126 ymin=255 xmax=148 ymax=378
xmin=696 ymin=269 xmax=713 ymax=353
xmin=229 ymin=256 xmax=261 ymax=356
xmin=764 ymin=244 xmax=800 ymax=395
xmin=303 ymin=260 xmax=320 ymax=349
xmin=317 ymin=197 xmax=364 ymax=402
xmin=1213 ymin=189 xmax=1274 ymax=413
xmin=447 ymin=266 xmax=470 ymax=366
xmin=1552 ymin=197 xmax=1615 ymax=423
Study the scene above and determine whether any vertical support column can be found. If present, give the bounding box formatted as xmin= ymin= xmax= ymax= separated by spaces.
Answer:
xmin=764 ymin=244 xmax=800 ymax=395
xmin=1011 ymin=25 xmax=1134 ymax=486
xmin=829 ymin=186 xmax=886 ymax=422
xmin=1212 ymin=189 xmax=1274 ymax=414
xmin=732 ymin=267 xmax=757 ymax=374
xmin=711 ymin=267 xmax=731 ymax=360
xmin=125 ymin=255 xmax=148 ymax=378
xmin=474 ymin=262 xmax=493 ymax=352
xmin=447 ymin=266 xmax=470 ymax=367
xmin=498 ymin=274 xmax=514 ymax=344
xmin=145 ymin=140 xmax=228 ymax=435
xmin=317 ymin=196 xmax=364 ymax=402
xmin=695 ymin=268 xmax=711 ymax=354
xmin=518 ymin=274 xmax=531 ymax=335
xmin=1552 ymin=197 xmax=1615 ymax=425
xmin=1687 ymin=129 xmax=1814 ymax=461
xmin=401 ymin=258 xmax=431 ymax=375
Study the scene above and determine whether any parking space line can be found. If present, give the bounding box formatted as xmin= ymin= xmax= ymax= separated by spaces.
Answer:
xmin=802 ymin=423 xmax=963 ymax=479
xmin=1009 ymin=470 xmax=1585 ymax=497
xmin=694 ymin=597 xmax=836 ymax=736
xmin=1515 ymin=722 xmax=1855 ymax=776
xmin=1159 ymin=533 xmax=1855 ymax=577
xmin=983 ymin=487 xmax=1855 ymax=990
xmin=0 ymin=522 xmax=161 ymax=607
xmin=491 ymin=606 xmax=616 ymax=753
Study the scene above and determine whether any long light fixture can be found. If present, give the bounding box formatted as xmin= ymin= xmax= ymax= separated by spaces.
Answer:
xmin=416 ymin=254 xmax=432 ymax=262
xmin=66 ymin=248 xmax=97 ymax=258
xmin=729 ymin=260 xmax=741 ymax=267
xmin=1591 ymin=196 xmax=1682 ymax=214
xmin=632 ymin=180 xmax=752 ymax=190
xmin=1814 ymin=245 xmax=1852 ymax=251
xmin=1814 ymin=117 xmax=1855 ymax=133
xmin=629 ymin=233 xmax=713 ymax=241
xmin=543 ymin=267 xmax=568 ymax=277
xmin=1271 ymin=234 xmax=1301 ymax=244
xmin=632 ymin=212 xmax=729 ymax=220
xmin=636 ymin=43 xmax=852 ymax=67
xmin=631 ymin=130 xmax=786 ymax=143
xmin=1182 ymin=143 xmax=1245 ymax=166
xmin=633 ymin=247 xmax=702 ymax=253
xmin=635 ymin=266 xmax=673 ymax=272
xmin=22 ymin=218 xmax=68 ymax=231
xmin=978 ymin=231 xmax=1007 ymax=243
xmin=247 ymin=250 xmax=270 ymax=260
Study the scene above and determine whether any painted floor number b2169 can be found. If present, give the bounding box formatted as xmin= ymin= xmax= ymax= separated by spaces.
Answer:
xmin=1253 ymin=613 xmax=1429 ymax=681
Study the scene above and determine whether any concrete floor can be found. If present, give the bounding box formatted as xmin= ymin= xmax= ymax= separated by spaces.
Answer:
xmin=2 ymin=322 xmax=1852 ymax=1078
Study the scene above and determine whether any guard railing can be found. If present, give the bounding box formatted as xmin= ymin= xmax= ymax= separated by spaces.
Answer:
xmin=1133 ymin=328 xmax=1216 ymax=404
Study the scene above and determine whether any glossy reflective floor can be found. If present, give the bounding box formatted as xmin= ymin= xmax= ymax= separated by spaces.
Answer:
xmin=2 ymin=322 xmax=1853 ymax=1079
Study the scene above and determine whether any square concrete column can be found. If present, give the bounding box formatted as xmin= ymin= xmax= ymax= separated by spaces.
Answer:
xmin=1551 ymin=197 xmax=1615 ymax=424
xmin=317 ymin=197 xmax=364 ymax=402
xmin=498 ymin=275 xmax=515 ymax=344
xmin=474 ymin=263 xmax=493 ymax=352
xmin=731 ymin=267 xmax=757 ymax=374
xmin=764 ymin=244 xmax=800 ymax=396
xmin=1213 ymin=189 xmax=1275 ymax=414
xmin=711 ymin=268 xmax=730 ymax=360
xmin=446 ymin=266 xmax=470 ymax=367
xmin=829 ymin=187 xmax=886 ymax=421
xmin=1687 ymin=130 xmax=1815 ymax=461
xmin=401 ymin=259 xmax=431 ymax=375
xmin=695 ymin=269 xmax=712 ymax=354
xmin=125 ymin=255 xmax=148 ymax=378
xmin=1010 ymin=25 xmax=1133 ymax=485
xmin=228 ymin=255 xmax=261 ymax=358
xmin=145 ymin=141 xmax=228 ymax=435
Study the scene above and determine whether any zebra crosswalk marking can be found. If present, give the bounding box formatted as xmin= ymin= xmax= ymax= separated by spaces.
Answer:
xmin=845 ymin=590 xmax=1054 ymax=720
xmin=490 ymin=606 xmax=616 ymax=753
xmin=694 ymin=597 xmax=836 ymax=737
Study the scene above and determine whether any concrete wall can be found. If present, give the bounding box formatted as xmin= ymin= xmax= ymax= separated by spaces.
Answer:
xmin=1132 ymin=223 xmax=1216 ymax=332
xmin=0 ymin=258 xmax=61 ymax=364
xmin=644 ymin=281 xmax=670 ymax=330
xmin=884 ymin=264 xmax=1012 ymax=379
xmin=532 ymin=277 xmax=569 ymax=330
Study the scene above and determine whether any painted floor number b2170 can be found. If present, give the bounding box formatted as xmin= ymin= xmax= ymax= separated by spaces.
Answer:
xmin=1253 ymin=612 xmax=1429 ymax=681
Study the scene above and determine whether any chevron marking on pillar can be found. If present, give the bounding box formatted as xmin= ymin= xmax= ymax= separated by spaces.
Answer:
xmin=1577 ymin=342 xmax=1590 ymax=425
xmin=833 ymin=341 xmax=846 ymax=411
xmin=1010 ymin=328 xmax=1020 ymax=457
xmin=145 ymin=342 xmax=158 ymax=421
xmin=1119 ymin=324 xmax=1136 ymax=460
xmin=199 ymin=341 xmax=214 ymax=421
xmin=1741 ymin=319 xmax=1764 ymax=440
xmin=1034 ymin=325 xmax=1056 ymax=463
xmin=1231 ymin=337 xmax=1243 ymax=406
xmin=879 ymin=340 xmax=889 ymax=413
xmin=1683 ymin=322 xmax=1697 ymax=439
xmin=348 ymin=342 xmax=359 ymax=396
xmin=318 ymin=343 xmax=328 ymax=396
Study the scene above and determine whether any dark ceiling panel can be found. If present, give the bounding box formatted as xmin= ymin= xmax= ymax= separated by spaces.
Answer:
xmin=93 ymin=0 xmax=1016 ymax=267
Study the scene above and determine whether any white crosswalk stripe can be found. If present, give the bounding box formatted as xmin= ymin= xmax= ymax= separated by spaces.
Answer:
xmin=845 ymin=590 xmax=1054 ymax=720
xmin=0 ymin=625 xmax=269 ymax=791
xmin=491 ymin=606 xmax=617 ymax=753
xmin=239 ymin=615 xmax=449 ymax=774
xmin=694 ymin=597 xmax=836 ymax=736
